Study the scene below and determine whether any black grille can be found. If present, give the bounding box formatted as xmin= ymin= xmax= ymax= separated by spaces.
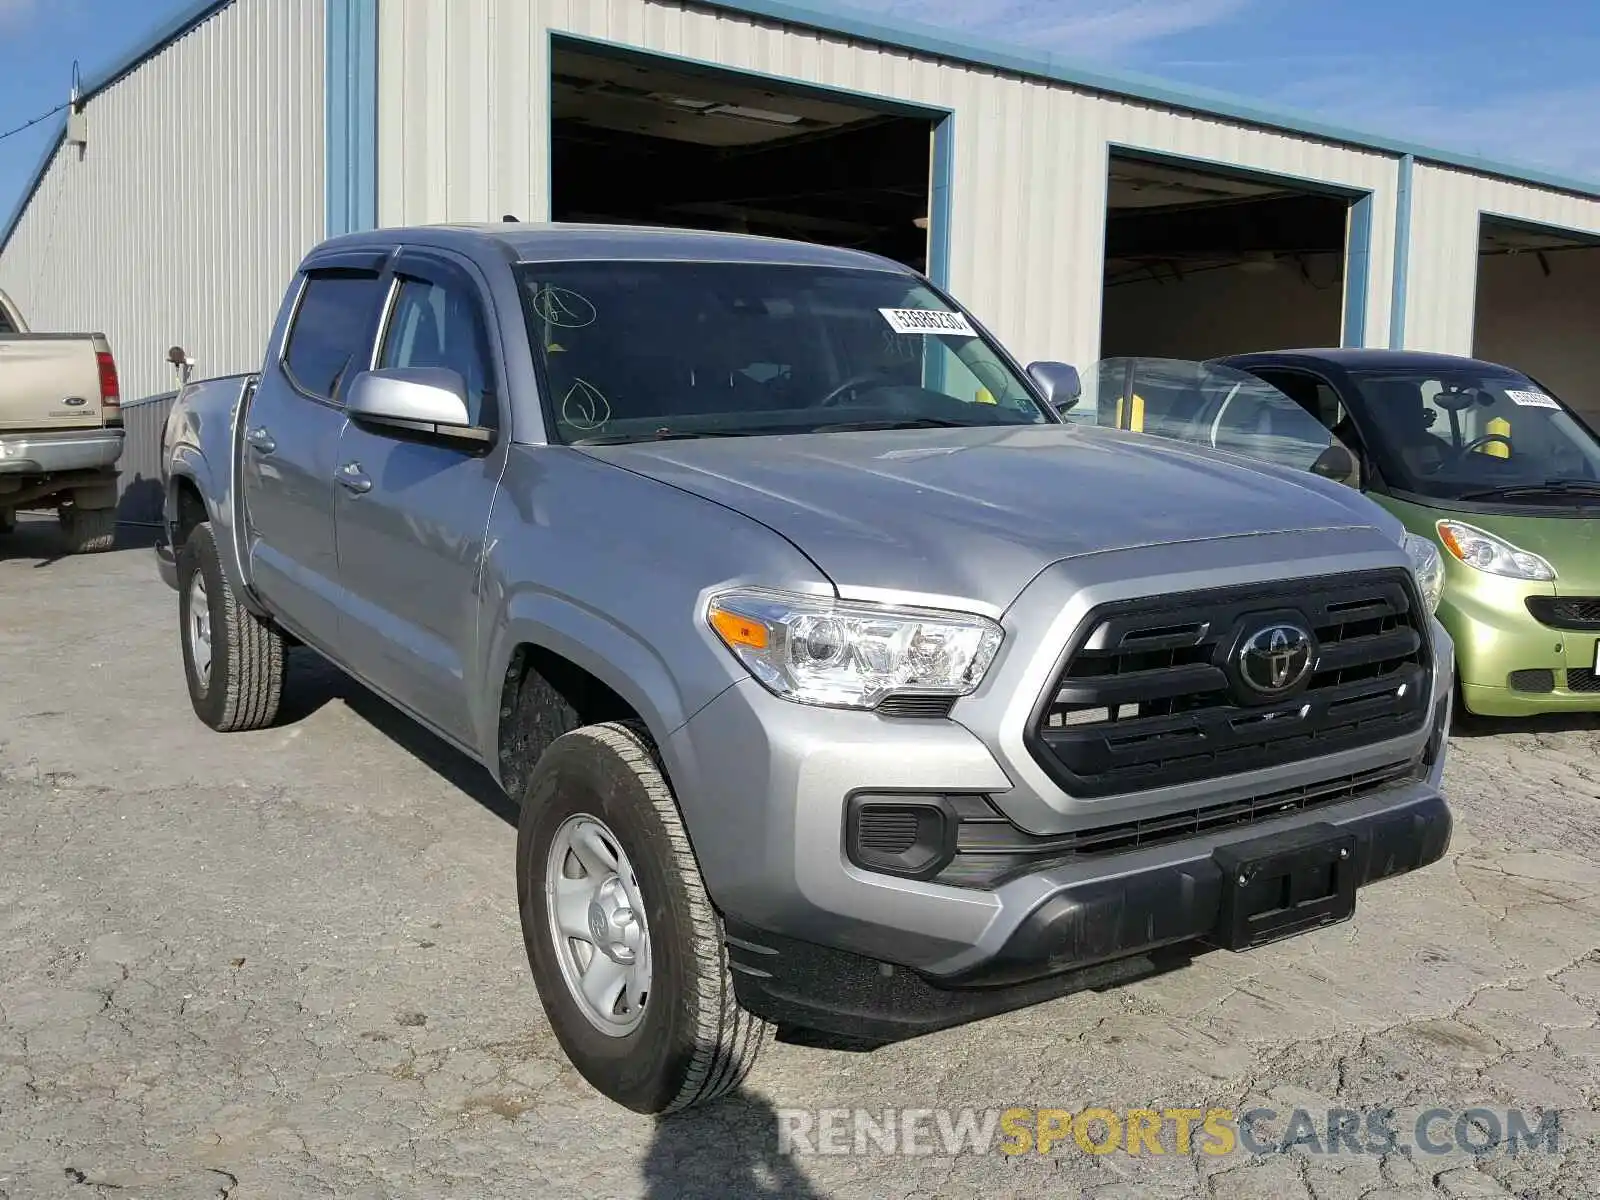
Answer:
xmin=935 ymin=762 xmax=1420 ymax=888
xmin=1566 ymin=668 xmax=1600 ymax=693
xmin=1526 ymin=597 xmax=1600 ymax=630
xmin=1508 ymin=668 xmax=1555 ymax=694
xmin=1027 ymin=569 xmax=1432 ymax=798
xmin=856 ymin=809 xmax=920 ymax=855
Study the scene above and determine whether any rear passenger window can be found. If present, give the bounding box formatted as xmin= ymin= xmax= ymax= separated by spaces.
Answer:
xmin=282 ymin=270 xmax=385 ymax=402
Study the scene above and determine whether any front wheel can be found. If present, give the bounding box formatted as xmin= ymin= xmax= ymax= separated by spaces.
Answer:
xmin=516 ymin=722 xmax=768 ymax=1113
xmin=177 ymin=521 xmax=286 ymax=731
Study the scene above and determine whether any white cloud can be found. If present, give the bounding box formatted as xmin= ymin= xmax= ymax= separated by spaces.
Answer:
xmin=1274 ymin=71 xmax=1600 ymax=182
xmin=848 ymin=0 xmax=1257 ymax=57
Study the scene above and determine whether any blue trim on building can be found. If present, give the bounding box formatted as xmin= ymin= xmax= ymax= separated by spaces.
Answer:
xmin=1342 ymin=195 xmax=1373 ymax=347
xmin=326 ymin=0 xmax=378 ymax=237
xmin=927 ymin=116 xmax=954 ymax=287
xmin=1389 ymin=154 xmax=1414 ymax=349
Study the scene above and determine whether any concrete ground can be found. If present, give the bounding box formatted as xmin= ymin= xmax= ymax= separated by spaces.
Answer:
xmin=1 ymin=517 xmax=1596 ymax=1199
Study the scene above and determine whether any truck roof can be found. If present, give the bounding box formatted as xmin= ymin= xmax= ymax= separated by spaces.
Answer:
xmin=310 ymin=221 xmax=916 ymax=274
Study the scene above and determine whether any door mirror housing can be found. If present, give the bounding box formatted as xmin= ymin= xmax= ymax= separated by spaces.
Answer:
xmin=1027 ymin=361 xmax=1082 ymax=414
xmin=1309 ymin=441 xmax=1360 ymax=488
xmin=346 ymin=368 xmax=490 ymax=444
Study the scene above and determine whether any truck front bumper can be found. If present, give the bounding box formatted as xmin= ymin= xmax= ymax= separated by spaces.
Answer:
xmin=0 ymin=428 xmax=124 ymax=476
xmin=666 ymin=659 xmax=1453 ymax=1040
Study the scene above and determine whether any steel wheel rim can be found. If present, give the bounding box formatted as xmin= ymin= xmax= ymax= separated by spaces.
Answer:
xmin=187 ymin=573 xmax=213 ymax=686
xmin=545 ymin=813 xmax=652 ymax=1037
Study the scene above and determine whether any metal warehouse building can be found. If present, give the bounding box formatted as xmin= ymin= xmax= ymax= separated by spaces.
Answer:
xmin=4 ymin=0 xmax=1600 ymax=427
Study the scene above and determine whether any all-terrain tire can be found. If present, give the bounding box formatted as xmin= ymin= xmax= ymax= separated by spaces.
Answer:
xmin=177 ymin=521 xmax=286 ymax=731
xmin=59 ymin=505 xmax=117 ymax=553
xmin=516 ymin=721 xmax=768 ymax=1113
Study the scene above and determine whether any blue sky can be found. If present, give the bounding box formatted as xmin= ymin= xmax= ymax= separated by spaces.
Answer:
xmin=3 ymin=0 xmax=1599 ymax=225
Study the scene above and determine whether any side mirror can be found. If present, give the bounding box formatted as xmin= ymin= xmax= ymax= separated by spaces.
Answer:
xmin=346 ymin=367 xmax=490 ymax=444
xmin=1027 ymin=361 xmax=1082 ymax=414
xmin=1310 ymin=441 xmax=1359 ymax=487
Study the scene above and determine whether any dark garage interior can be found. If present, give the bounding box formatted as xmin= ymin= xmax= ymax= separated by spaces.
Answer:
xmin=1473 ymin=217 xmax=1600 ymax=427
xmin=550 ymin=44 xmax=937 ymax=273
xmin=1099 ymin=154 xmax=1354 ymax=362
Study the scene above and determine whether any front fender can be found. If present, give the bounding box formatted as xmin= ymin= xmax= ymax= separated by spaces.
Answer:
xmin=480 ymin=588 xmax=711 ymax=787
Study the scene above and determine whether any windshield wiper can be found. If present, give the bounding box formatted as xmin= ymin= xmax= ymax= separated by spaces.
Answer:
xmin=811 ymin=417 xmax=983 ymax=432
xmin=572 ymin=428 xmax=781 ymax=445
xmin=1457 ymin=479 xmax=1600 ymax=501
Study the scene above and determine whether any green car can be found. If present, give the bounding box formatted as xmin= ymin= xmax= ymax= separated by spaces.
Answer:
xmin=1081 ymin=352 xmax=1600 ymax=718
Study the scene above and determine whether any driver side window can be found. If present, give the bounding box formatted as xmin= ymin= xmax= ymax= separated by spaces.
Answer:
xmin=380 ymin=276 xmax=498 ymax=429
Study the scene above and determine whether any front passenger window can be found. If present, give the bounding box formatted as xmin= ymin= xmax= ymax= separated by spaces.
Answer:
xmin=380 ymin=278 xmax=497 ymax=428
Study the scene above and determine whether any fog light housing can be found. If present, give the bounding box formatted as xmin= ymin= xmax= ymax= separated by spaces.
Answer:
xmin=845 ymin=795 xmax=958 ymax=879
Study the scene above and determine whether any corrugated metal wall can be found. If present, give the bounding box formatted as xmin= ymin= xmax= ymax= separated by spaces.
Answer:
xmin=0 ymin=0 xmax=325 ymax=405
xmin=375 ymin=0 xmax=1400 ymax=369
xmin=1404 ymin=163 xmax=1600 ymax=354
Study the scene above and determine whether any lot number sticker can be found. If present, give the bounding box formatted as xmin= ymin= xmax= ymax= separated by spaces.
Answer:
xmin=880 ymin=307 xmax=977 ymax=336
xmin=1507 ymin=389 xmax=1560 ymax=409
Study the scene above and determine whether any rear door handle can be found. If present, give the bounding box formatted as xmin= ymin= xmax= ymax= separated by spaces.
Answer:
xmin=245 ymin=426 xmax=276 ymax=454
xmin=336 ymin=461 xmax=372 ymax=494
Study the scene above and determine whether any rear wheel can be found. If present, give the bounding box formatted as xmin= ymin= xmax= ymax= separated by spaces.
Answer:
xmin=58 ymin=505 xmax=116 ymax=553
xmin=516 ymin=721 xmax=767 ymax=1113
xmin=177 ymin=521 xmax=286 ymax=731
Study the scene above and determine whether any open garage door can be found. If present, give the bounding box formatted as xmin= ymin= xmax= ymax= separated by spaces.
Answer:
xmin=1474 ymin=218 xmax=1600 ymax=429
xmin=550 ymin=43 xmax=938 ymax=274
xmin=1099 ymin=154 xmax=1357 ymax=364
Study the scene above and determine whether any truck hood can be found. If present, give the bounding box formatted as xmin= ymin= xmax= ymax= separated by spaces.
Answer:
xmin=584 ymin=424 xmax=1397 ymax=610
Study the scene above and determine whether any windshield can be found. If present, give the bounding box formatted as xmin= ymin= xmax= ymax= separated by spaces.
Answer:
xmin=1070 ymin=357 xmax=1361 ymax=485
xmin=1340 ymin=369 xmax=1600 ymax=502
xmin=514 ymin=261 xmax=1051 ymax=444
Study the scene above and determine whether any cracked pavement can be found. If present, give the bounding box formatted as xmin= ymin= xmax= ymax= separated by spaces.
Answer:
xmin=1 ymin=520 xmax=1597 ymax=1199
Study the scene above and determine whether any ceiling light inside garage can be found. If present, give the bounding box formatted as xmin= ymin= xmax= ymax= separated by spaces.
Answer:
xmin=655 ymin=93 xmax=804 ymax=124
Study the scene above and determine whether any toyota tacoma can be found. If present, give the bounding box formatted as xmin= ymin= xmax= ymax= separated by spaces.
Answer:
xmin=156 ymin=223 xmax=1454 ymax=1113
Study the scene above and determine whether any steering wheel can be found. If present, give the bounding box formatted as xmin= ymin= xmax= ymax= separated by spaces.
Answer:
xmin=817 ymin=369 xmax=900 ymax=408
xmin=1445 ymin=432 xmax=1513 ymax=466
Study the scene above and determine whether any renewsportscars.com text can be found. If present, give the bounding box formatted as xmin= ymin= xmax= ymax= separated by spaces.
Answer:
xmin=776 ymin=1106 xmax=1563 ymax=1159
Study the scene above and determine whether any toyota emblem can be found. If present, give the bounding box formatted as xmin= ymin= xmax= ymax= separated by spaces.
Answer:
xmin=1238 ymin=622 xmax=1316 ymax=696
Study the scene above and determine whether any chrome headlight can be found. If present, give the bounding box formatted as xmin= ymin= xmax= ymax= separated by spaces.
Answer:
xmin=1401 ymin=531 xmax=1445 ymax=615
xmin=1436 ymin=520 xmax=1555 ymax=583
xmin=707 ymin=588 xmax=1003 ymax=709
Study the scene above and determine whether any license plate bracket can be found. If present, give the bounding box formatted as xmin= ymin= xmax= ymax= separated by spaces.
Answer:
xmin=1208 ymin=823 xmax=1358 ymax=952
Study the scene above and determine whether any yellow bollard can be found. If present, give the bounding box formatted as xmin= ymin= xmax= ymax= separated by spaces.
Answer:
xmin=1114 ymin=392 xmax=1146 ymax=432
xmin=1481 ymin=415 xmax=1510 ymax=457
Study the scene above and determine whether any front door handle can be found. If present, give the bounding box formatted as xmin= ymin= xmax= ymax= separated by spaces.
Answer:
xmin=245 ymin=426 xmax=276 ymax=454
xmin=336 ymin=461 xmax=372 ymax=494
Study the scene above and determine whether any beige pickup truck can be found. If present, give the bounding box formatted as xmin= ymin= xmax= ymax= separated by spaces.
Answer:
xmin=0 ymin=288 xmax=124 ymax=552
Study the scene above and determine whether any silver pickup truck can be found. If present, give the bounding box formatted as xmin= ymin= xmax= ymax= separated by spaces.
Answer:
xmin=157 ymin=224 xmax=1454 ymax=1113
xmin=0 ymin=288 xmax=124 ymax=551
